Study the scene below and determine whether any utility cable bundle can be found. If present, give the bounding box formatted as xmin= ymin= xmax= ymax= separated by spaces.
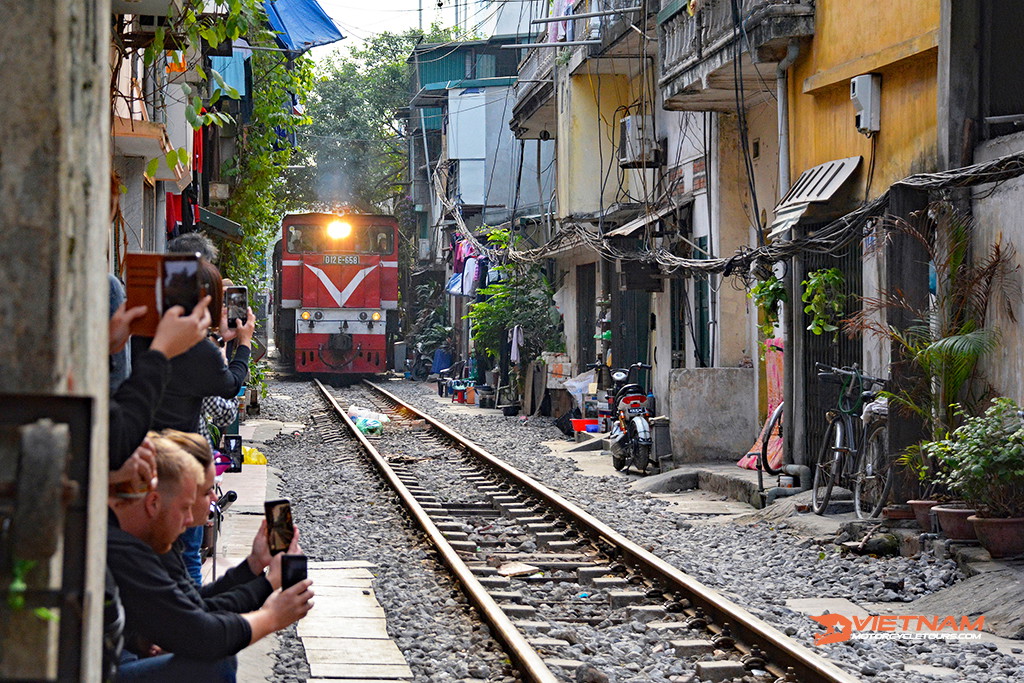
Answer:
xmin=430 ymin=149 xmax=1024 ymax=280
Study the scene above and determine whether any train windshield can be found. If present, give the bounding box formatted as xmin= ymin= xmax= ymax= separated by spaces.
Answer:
xmin=286 ymin=223 xmax=394 ymax=255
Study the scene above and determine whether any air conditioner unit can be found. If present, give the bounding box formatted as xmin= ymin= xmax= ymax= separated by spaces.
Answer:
xmin=619 ymin=115 xmax=660 ymax=168
xmin=417 ymin=238 xmax=432 ymax=261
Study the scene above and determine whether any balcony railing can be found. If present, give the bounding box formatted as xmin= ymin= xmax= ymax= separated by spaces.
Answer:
xmin=659 ymin=0 xmax=814 ymax=102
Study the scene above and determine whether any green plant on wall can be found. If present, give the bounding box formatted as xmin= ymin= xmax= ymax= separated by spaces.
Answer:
xmin=465 ymin=229 xmax=563 ymax=363
xmin=801 ymin=267 xmax=846 ymax=337
xmin=748 ymin=274 xmax=787 ymax=338
xmin=219 ymin=51 xmax=314 ymax=396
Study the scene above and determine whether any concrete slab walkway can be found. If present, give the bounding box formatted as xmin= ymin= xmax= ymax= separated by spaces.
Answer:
xmin=202 ymin=463 xmax=278 ymax=681
xmin=210 ymin=462 xmax=413 ymax=680
xmin=298 ymin=560 xmax=412 ymax=682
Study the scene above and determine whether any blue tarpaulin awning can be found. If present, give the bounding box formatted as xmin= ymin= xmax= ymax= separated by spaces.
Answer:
xmin=263 ymin=0 xmax=344 ymax=53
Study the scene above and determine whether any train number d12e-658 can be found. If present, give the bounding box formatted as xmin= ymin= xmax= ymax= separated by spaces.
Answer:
xmin=272 ymin=212 xmax=399 ymax=376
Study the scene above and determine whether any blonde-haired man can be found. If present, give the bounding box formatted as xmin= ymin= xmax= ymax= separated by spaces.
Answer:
xmin=108 ymin=434 xmax=312 ymax=682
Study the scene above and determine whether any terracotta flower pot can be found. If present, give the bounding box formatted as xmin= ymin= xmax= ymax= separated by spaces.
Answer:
xmin=882 ymin=505 xmax=915 ymax=520
xmin=969 ymin=516 xmax=1024 ymax=558
xmin=907 ymin=499 xmax=941 ymax=531
xmin=932 ymin=504 xmax=977 ymax=541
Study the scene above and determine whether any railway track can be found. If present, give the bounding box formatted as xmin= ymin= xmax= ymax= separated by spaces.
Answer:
xmin=316 ymin=378 xmax=859 ymax=683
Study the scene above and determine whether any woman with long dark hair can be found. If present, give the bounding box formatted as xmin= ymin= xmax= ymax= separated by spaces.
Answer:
xmin=150 ymin=259 xmax=254 ymax=433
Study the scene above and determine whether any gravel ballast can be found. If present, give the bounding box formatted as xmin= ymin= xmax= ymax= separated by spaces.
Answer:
xmin=257 ymin=376 xmax=1023 ymax=682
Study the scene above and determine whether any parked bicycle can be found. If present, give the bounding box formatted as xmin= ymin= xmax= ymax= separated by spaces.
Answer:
xmin=811 ymin=362 xmax=892 ymax=518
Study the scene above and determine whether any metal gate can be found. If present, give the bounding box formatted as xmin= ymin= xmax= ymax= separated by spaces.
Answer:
xmin=576 ymin=263 xmax=596 ymax=370
xmin=799 ymin=240 xmax=863 ymax=461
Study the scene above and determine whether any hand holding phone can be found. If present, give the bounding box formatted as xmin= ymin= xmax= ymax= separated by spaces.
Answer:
xmin=125 ymin=252 xmax=202 ymax=337
xmin=225 ymin=286 xmax=248 ymax=329
xmin=280 ymin=554 xmax=308 ymax=590
xmin=264 ymin=499 xmax=294 ymax=555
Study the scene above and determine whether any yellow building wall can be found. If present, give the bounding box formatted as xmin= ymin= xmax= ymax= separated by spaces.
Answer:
xmin=556 ymin=68 xmax=636 ymax=217
xmin=789 ymin=0 xmax=941 ymax=194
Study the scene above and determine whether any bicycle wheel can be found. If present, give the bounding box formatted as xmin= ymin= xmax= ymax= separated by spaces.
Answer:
xmin=812 ymin=419 xmax=843 ymax=515
xmin=760 ymin=403 xmax=785 ymax=475
xmin=854 ymin=423 xmax=892 ymax=519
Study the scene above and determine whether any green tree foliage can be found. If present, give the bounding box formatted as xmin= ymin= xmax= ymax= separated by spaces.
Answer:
xmin=220 ymin=51 xmax=315 ymax=294
xmin=289 ymin=25 xmax=458 ymax=212
xmin=466 ymin=230 xmax=563 ymax=363
xmin=286 ymin=25 xmax=458 ymax=336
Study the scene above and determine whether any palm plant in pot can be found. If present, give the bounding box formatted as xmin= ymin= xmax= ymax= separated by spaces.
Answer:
xmin=845 ymin=202 xmax=1019 ymax=525
xmin=928 ymin=398 xmax=1024 ymax=557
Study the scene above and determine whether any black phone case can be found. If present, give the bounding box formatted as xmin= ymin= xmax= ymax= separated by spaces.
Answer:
xmin=281 ymin=554 xmax=307 ymax=590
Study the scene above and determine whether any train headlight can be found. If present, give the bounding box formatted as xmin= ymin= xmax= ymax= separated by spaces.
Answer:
xmin=359 ymin=311 xmax=368 ymax=321
xmin=313 ymin=311 xmax=324 ymax=321
xmin=371 ymin=311 xmax=382 ymax=322
xmin=326 ymin=220 xmax=352 ymax=240
xmin=300 ymin=311 xmax=311 ymax=321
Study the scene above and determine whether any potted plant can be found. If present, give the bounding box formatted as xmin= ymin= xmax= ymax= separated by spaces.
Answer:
xmin=845 ymin=203 xmax=1018 ymax=522
xmin=897 ymin=444 xmax=947 ymax=530
xmin=930 ymin=501 xmax=977 ymax=541
xmin=928 ymin=398 xmax=1024 ymax=557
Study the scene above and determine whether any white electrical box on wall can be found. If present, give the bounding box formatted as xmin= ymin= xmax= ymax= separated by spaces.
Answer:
xmin=850 ymin=74 xmax=881 ymax=135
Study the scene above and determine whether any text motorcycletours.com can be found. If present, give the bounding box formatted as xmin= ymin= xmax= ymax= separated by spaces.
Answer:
xmin=809 ymin=614 xmax=986 ymax=645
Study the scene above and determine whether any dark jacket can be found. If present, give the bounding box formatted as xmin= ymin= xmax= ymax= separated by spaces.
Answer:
xmin=109 ymin=349 xmax=171 ymax=469
xmin=150 ymin=338 xmax=250 ymax=432
xmin=159 ymin=537 xmax=272 ymax=614
xmin=106 ymin=510 xmax=252 ymax=660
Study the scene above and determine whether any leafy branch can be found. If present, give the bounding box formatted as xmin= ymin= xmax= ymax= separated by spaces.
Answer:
xmin=748 ymin=274 xmax=787 ymax=338
xmin=801 ymin=267 xmax=846 ymax=338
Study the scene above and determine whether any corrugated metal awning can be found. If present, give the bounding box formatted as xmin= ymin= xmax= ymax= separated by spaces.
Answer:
xmin=768 ymin=156 xmax=861 ymax=238
xmin=605 ymin=202 xmax=680 ymax=237
xmin=198 ymin=207 xmax=243 ymax=243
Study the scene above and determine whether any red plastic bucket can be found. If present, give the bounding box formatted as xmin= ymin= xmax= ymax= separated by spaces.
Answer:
xmin=570 ymin=418 xmax=599 ymax=432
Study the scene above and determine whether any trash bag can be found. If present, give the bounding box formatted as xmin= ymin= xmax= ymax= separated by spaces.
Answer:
xmin=561 ymin=370 xmax=595 ymax=411
xmin=354 ymin=417 xmax=384 ymax=436
xmin=348 ymin=405 xmax=390 ymax=423
xmin=242 ymin=446 xmax=267 ymax=465
xmin=554 ymin=408 xmax=581 ymax=438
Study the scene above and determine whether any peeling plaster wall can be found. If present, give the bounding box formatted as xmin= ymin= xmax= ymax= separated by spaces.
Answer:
xmin=0 ymin=1 xmax=110 ymax=677
xmin=667 ymin=368 xmax=758 ymax=464
xmin=971 ymin=132 xmax=1024 ymax=403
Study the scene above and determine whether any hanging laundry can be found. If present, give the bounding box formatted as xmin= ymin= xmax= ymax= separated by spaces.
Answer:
xmin=446 ymin=272 xmax=463 ymax=296
xmin=462 ymin=257 xmax=479 ymax=296
xmin=509 ymin=325 xmax=525 ymax=364
xmin=453 ymin=240 xmax=476 ymax=274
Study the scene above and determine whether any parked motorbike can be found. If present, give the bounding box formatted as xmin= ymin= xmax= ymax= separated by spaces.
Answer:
xmin=408 ymin=349 xmax=433 ymax=382
xmin=589 ymin=361 xmax=654 ymax=473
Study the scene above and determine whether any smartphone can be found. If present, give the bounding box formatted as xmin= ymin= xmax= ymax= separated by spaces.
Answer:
xmin=280 ymin=554 xmax=308 ymax=590
xmin=225 ymin=285 xmax=248 ymax=329
xmin=124 ymin=252 xmax=202 ymax=336
xmin=161 ymin=253 xmax=203 ymax=313
xmin=223 ymin=434 xmax=242 ymax=473
xmin=264 ymin=499 xmax=294 ymax=555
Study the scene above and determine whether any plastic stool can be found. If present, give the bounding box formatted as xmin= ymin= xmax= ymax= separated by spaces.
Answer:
xmin=452 ymin=388 xmax=467 ymax=403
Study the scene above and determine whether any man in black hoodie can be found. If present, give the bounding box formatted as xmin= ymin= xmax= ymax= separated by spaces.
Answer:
xmin=107 ymin=435 xmax=313 ymax=682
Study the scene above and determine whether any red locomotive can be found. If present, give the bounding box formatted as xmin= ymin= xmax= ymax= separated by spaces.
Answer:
xmin=272 ymin=212 xmax=399 ymax=375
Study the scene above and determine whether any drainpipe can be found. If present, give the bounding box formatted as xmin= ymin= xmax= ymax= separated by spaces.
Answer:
xmin=762 ymin=463 xmax=812 ymax=506
xmin=776 ymin=39 xmax=801 ymax=472
xmin=776 ymin=40 xmax=800 ymax=196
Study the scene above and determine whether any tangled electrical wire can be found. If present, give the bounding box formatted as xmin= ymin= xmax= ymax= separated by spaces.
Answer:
xmin=433 ymin=147 xmax=1024 ymax=282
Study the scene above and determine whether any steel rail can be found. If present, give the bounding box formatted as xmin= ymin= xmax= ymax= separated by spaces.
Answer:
xmin=314 ymin=379 xmax=559 ymax=683
xmin=363 ymin=380 xmax=860 ymax=683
